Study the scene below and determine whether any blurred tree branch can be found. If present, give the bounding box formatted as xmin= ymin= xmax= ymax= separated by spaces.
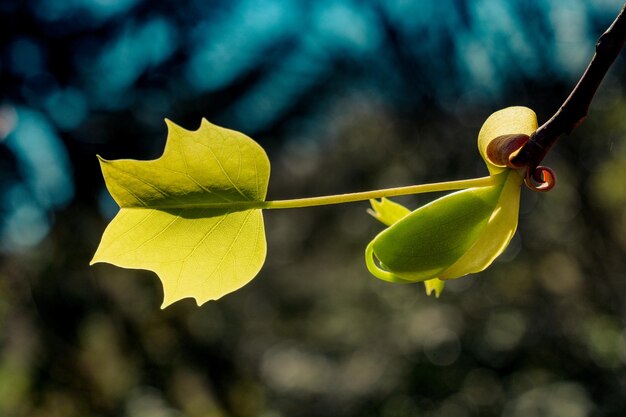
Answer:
xmin=512 ymin=2 xmax=626 ymax=183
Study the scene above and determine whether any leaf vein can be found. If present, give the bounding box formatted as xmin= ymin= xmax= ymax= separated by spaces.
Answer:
xmin=111 ymin=209 xmax=184 ymax=257
xmin=113 ymin=180 xmax=148 ymax=207
xmin=195 ymin=131 xmax=248 ymax=200
xmin=186 ymin=210 xmax=254 ymax=295
xmin=97 ymin=210 xmax=155 ymax=255
xmin=177 ymin=137 xmax=234 ymax=202
xmin=108 ymin=162 xmax=172 ymax=202
xmin=176 ymin=211 xmax=231 ymax=295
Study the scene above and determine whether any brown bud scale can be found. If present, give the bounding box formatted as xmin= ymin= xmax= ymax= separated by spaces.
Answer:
xmin=486 ymin=134 xmax=530 ymax=168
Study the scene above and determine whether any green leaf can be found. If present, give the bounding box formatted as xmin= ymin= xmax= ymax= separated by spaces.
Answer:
xmin=436 ymin=172 xmax=522 ymax=279
xmin=424 ymin=278 xmax=445 ymax=298
xmin=367 ymin=198 xmax=411 ymax=226
xmin=368 ymin=197 xmax=448 ymax=296
xmin=91 ymin=119 xmax=270 ymax=307
xmin=366 ymin=172 xmax=513 ymax=282
xmin=365 ymin=106 xmax=536 ymax=287
xmin=366 ymin=169 xmax=523 ymax=284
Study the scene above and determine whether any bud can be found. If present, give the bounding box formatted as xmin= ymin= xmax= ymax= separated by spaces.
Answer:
xmin=365 ymin=107 xmax=538 ymax=290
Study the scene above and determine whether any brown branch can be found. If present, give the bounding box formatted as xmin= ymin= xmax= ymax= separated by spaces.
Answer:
xmin=510 ymin=2 xmax=626 ymax=185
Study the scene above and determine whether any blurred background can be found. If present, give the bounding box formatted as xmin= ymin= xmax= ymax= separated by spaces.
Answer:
xmin=2 ymin=0 xmax=626 ymax=416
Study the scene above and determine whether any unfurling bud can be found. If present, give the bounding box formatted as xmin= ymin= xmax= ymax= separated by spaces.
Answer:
xmin=486 ymin=134 xmax=530 ymax=168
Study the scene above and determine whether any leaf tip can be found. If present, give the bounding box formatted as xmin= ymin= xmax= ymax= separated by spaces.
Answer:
xmin=159 ymin=294 xmax=212 ymax=309
xmin=89 ymin=247 xmax=105 ymax=266
xmin=367 ymin=198 xmax=411 ymax=227
xmin=424 ymin=278 xmax=445 ymax=298
xmin=194 ymin=297 xmax=209 ymax=307
xmin=367 ymin=199 xmax=382 ymax=220
xmin=96 ymin=154 xmax=109 ymax=164
xmin=164 ymin=118 xmax=192 ymax=135
xmin=163 ymin=118 xmax=177 ymax=130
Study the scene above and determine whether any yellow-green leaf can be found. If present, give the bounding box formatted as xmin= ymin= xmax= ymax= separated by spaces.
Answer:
xmin=366 ymin=106 xmax=536 ymax=288
xmin=366 ymin=173 xmax=510 ymax=282
xmin=478 ymin=106 xmax=537 ymax=174
xmin=368 ymin=197 xmax=448 ymax=296
xmin=424 ymin=278 xmax=445 ymax=298
xmin=91 ymin=119 xmax=270 ymax=307
xmin=367 ymin=198 xmax=411 ymax=226
xmin=438 ymin=171 xmax=523 ymax=279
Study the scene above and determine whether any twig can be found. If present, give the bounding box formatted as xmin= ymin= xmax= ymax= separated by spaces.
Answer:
xmin=511 ymin=2 xmax=626 ymax=189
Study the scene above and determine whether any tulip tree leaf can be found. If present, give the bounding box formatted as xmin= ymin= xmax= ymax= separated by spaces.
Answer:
xmin=366 ymin=176 xmax=509 ymax=282
xmin=367 ymin=198 xmax=411 ymax=226
xmin=368 ymin=197 xmax=447 ymax=297
xmin=92 ymin=106 xmax=538 ymax=308
xmin=366 ymin=106 xmax=537 ymax=286
xmin=91 ymin=119 xmax=270 ymax=307
xmin=478 ymin=106 xmax=538 ymax=174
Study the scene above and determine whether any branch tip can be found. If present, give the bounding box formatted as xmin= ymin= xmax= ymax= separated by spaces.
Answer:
xmin=512 ymin=1 xmax=626 ymax=183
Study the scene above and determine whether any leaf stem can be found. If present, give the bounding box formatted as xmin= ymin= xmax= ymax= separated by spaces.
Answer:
xmin=140 ymin=176 xmax=496 ymax=211
xmin=261 ymin=176 xmax=494 ymax=209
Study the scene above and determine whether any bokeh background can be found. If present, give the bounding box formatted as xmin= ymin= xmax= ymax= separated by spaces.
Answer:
xmin=2 ymin=0 xmax=626 ymax=416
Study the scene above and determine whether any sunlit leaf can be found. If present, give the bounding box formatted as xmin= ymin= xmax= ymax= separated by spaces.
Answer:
xmin=478 ymin=106 xmax=537 ymax=174
xmin=93 ymin=106 xmax=538 ymax=307
xmin=424 ymin=278 xmax=446 ymax=298
xmin=366 ymin=107 xmax=537 ymax=287
xmin=368 ymin=197 xmax=447 ymax=296
xmin=367 ymin=198 xmax=410 ymax=227
xmin=91 ymin=119 xmax=270 ymax=307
